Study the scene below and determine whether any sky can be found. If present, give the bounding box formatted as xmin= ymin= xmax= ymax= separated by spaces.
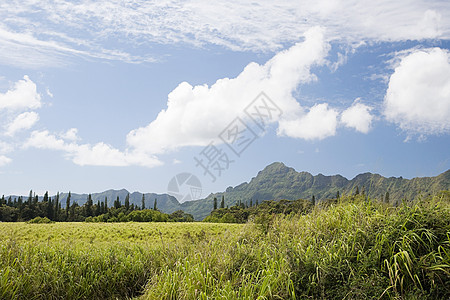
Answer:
xmin=0 ymin=0 xmax=449 ymax=201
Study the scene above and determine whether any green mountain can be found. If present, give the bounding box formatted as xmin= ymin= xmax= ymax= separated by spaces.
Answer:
xmin=180 ymin=162 xmax=450 ymax=220
xmin=18 ymin=162 xmax=450 ymax=220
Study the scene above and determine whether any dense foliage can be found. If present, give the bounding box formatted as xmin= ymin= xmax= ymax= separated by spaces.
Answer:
xmin=0 ymin=191 xmax=194 ymax=223
xmin=204 ymin=198 xmax=314 ymax=223
xmin=1 ymin=192 xmax=449 ymax=299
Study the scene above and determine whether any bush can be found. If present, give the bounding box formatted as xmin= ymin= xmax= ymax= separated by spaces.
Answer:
xmin=27 ymin=216 xmax=53 ymax=224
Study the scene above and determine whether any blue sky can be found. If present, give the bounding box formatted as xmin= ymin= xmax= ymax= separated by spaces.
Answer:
xmin=0 ymin=1 xmax=449 ymax=200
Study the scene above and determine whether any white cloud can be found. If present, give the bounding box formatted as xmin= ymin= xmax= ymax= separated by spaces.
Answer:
xmin=341 ymin=101 xmax=374 ymax=133
xmin=59 ymin=128 xmax=80 ymax=142
xmin=384 ymin=48 xmax=450 ymax=135
xmin=0 ymin=76 xmax=41 ymax=111
xmin=5 ymin=111 xmax=39 ymax=136
xmin=0 ymin=1 xmax=449 ymax=67
xmin=24 ymin=130 xmax=162 ymax=168
xmin=127 ymin=27 xmax=331 ymax=154
xmin=46 ymin=88 xmax=53 ymax=98
xmin=0 ymin=155 xmax=11 ymax=166
xmin=0 ymin=25 xmax=155 ymax=68
xmin=0 ymin=141 xmax=13 ymax=154
xmin=277 ymin=104 xmax=339 ymax=140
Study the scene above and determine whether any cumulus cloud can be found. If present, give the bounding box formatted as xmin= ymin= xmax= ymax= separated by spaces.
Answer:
xmin=384 ymin=48 xmax=450 ymax=135
xmin=0 ymin=76 xmax=41 ymax=111
xmin=0 ymin=141 xmax=13 ymax=167
xmin=0 ymin=155 xmax=11 ymax=166
xmin=127 ymin=27 xmax=332 ymax=154
xmin=59 ymin=128 xmax=80 ymax=142
xmin=341 ymin=101 xmax=374 ymax=133
xmin=5 ymin=111 xmax=39 ymax=136
xmin=277 ymin=104 xmax=339 ymax=140
xmin=24 ymin=130 xmax=162 ymax=168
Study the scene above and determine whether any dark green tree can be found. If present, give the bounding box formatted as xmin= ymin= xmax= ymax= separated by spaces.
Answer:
xmin=384 ymin=191 xmax=390 ymax=204
xmin=86 ymin=194 xmax=93 ymax=217
xmin=114 ymin=196 xmax=121 ymax=209
xmin=355 ymin=186 xmax=360 ymax=195
xmin=104 ymin=196 xmax=108 ymax=213
xmin=28 ymin=190 xmax=33 ymax=206
xmin=54 ymin=192 xmax=60 ymax=220
xmin=213 ymin=197 xmax=217 ymax=210
xmin=66 ymin=191 xmax=71 ymax=221
xmin=141 ymin=194 xmax=145 ymax=210
xmin=125 ymin=193 xmax=130 ymax=211
xmin=153 ymin=198 xmax=157 ymax=210
xmin=336 ymin=190 xmax=340 ymax=199
xmin=46 ymin=196 xmax=54 ymax=220
xmin=220 ymin=195 xmax=225 ymax=209
xmin=95 ymin=200 xmax=101 ymax=216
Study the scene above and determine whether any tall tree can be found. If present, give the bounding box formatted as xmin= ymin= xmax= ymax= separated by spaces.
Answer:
xmin=86 ymin=194 xmax=93 ymax=217
xmin=312 ymin=195 xmax=316 ymax=206
xmin=125 ymin=193 xmax=130 ymax=211
xmin=104 ymin=196 xmax=108 ymax=213
xmin=95 ymin=200 xmax=101 ymax=216
xmin=336 ymin=190 xmax=340 ymax=199
xmin=66 ymin=192 xmax=71 ymax=221
xmin=141 ymin=194 xmax=145 ymax=210
xmin=114 ymin=196 xmax=121 ymax=209
xmin=220 ymin=195 xmax=225 ymax=209
xmin=17 ymin=196 xmax=23 ymax=215
xmin=28 ymin=190 xmax=33 ymax=206
xmin=47 ymin=196 xmax=54 ymax=220
xmin=384 ymin=191 xmax=390 ymax=204
xmin=213 ymin=197 xmax=217 ymax=210
xmin=54 ymin=192 xmax=60 ymax=220
xmin=153 ymin=198 xmax=157 ymax=210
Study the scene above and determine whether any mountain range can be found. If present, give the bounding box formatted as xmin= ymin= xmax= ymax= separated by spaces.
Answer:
xmin=13 ymin=162 xmax=450 ymax=220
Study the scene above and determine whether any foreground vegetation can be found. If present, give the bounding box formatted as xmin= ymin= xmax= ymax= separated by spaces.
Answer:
xmin=1 ymin=193 xmax=449 ymax=299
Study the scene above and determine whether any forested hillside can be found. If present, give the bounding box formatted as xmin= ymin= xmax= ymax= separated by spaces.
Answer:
xmin=2 ymin=162 xmax=449 ymax=221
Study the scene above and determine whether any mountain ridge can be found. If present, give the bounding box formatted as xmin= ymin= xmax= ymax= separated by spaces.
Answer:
xmin=4 ymin=162 xmax=449 ymax=220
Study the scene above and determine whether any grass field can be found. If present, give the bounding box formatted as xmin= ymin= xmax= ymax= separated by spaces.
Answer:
xmin=0 ymin=222 xmax=243 ymax=299
xmin=0 ymin=222 xmax=241 ymax=247
xmin=1 ymin=194 xmax=449 ymax=299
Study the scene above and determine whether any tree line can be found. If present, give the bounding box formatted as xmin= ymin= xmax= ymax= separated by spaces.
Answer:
xmin=0 ymin=191 xmax=193 ymax=223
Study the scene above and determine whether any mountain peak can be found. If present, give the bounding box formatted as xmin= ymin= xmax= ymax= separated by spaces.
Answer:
xmin=260 ymin=162 xmax=293 ymax=175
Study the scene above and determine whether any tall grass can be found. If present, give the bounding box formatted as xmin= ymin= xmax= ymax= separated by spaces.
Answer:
xmin=1 ymin=194 xmax=449 ymax=299
xmin=141 ymin=194 xmax=449 ymax=299
xmin=0 ymin=222 xmax=241 ymax=299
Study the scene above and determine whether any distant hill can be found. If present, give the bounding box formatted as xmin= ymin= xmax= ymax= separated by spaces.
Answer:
xmin=57 ymin=190 xmax=181 ymax=214
xmin=7 ymin=162 xmax=449 ymax=220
